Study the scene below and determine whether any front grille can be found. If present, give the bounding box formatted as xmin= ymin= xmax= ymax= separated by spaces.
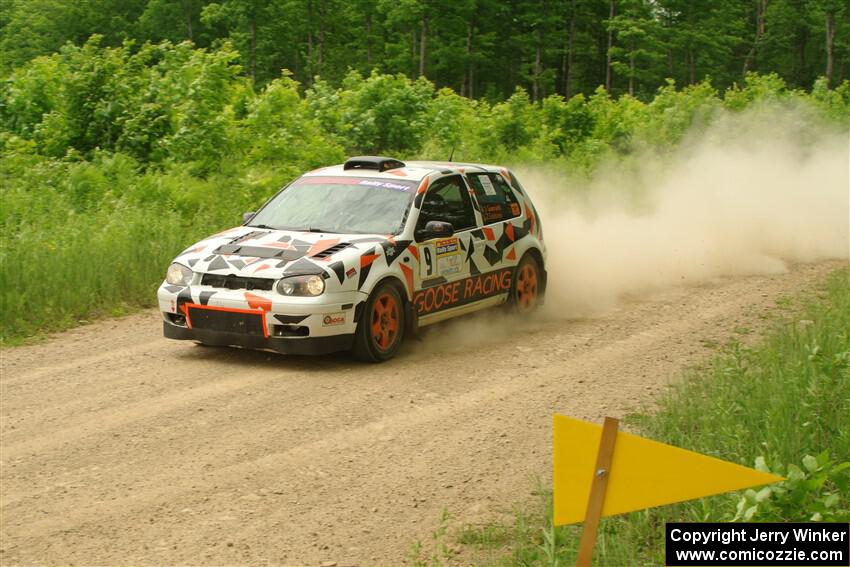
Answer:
xmin=201 ymin=273 xmax=274 ymax=291
xmin=187 ymin=306 xmax=265 ymax=336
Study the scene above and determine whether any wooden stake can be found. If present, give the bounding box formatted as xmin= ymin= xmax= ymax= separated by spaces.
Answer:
xmin=576 ymin=417 xmax=619 ymax=567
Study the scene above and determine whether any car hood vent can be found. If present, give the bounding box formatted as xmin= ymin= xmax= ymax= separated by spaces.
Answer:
xmin=311 ymin=242 xmax=352 ymax=259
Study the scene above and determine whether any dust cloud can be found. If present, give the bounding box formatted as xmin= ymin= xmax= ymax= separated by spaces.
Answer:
xmin=417 ymin=106 xmax=848 ymax=351
xmin=522 ymin=106 xmax=850 ymax=316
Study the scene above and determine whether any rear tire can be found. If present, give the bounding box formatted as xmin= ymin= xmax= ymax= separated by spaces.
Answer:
xmin=351 ymin=281 xmax=406 ymax=362
xmin=509 ymin=254 xmax=542 ymax=313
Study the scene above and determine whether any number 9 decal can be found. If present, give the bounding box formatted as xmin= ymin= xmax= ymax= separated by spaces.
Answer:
xmin=420 ymin=243 xmax=436 ymax=279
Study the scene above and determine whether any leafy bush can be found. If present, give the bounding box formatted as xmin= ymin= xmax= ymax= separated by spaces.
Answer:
xmin=733 ymin=454 xmax=850 ymax=522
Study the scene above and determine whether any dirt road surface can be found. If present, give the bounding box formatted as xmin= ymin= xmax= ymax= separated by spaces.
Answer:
xmin=1 ymin=261 xmax=844 ymax=566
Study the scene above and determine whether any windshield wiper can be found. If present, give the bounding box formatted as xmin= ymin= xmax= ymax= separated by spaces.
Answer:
xmin=250 ymin=224 xmax=339 ymax=233
xmin=302 ymin=227 xmax=339 ymax=234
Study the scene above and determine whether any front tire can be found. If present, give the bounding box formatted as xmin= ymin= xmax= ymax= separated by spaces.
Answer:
xmin=351 ymin=281 xmax=406 ymax=362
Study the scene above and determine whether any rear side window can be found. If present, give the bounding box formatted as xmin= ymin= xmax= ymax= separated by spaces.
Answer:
xmin=466 ymin=172 xmax=521 ymax=224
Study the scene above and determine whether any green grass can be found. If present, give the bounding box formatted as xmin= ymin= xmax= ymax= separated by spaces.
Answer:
xmin=1 ymin=207 xmax=193 ymax=343
xmin=452 ymin=268 xmax=850 ymax=566
xmin=0 ymin=153 xmax=274 ymax=344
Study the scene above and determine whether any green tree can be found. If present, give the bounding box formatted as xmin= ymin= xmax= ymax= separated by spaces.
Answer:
xmin=608 ymin=0 xmax=666 ymax=95
xmin=0 ymin=0 xmax=147 ymax=71
xmin=656 ymin=0 xmax=748 ymax=88
xmin=201 ymin=0 xmax=266 ymax=80
xmin=135 ymin=0 xmax=209 ymax=44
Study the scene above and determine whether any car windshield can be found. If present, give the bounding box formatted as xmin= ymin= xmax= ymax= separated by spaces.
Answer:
xmin=247 ymin=176 xmax=419 ymax=234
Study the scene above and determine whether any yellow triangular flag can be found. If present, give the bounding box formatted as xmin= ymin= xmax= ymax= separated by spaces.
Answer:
xmin=553 ymin=414 xmax=784 ymax=525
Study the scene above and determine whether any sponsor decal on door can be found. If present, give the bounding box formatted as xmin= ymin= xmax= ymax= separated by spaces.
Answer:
xmin=435 ymin=237 xmax=461 ymax=276
xmin=413 ymin=268 xmax=512 ymax=315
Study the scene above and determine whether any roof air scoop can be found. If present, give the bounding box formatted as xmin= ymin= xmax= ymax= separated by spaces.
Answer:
xmin=343 ymin=156 xmax=406 ymax=172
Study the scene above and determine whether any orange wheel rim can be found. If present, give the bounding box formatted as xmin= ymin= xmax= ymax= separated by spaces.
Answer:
xmin=371 ymin=293 xmax=400 ymax=350
xmin=516 ymin=264 xmax=538 ymax=310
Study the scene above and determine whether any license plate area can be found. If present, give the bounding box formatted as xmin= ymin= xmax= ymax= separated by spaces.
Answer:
xmin=185 ymin=304 xmax=268 ymax=338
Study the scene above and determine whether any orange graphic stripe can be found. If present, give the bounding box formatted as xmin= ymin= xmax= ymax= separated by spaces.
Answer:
xmin=407 ymin=245 xmax=420 ymax=262
xmin=399 ymin=263 xmax=414 ymax=300
xmin=361 ymin=254 xmax=380 ymax=268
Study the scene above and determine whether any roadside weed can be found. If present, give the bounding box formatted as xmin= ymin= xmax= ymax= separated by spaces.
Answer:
xmin=409 ymin=508 xmax=455 ymax=567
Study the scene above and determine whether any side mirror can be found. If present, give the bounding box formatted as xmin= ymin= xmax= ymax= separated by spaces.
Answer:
xmin=415 ymin=220 xmax=454 ymax=242
xmin=242 ymin=212 xmax=255 ymax=224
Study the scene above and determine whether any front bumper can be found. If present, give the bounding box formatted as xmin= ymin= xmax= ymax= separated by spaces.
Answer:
xmin=158 ymin=283 xmax=366 ymax=355
xmin=163 ymin=321 xmax=354 ymax=355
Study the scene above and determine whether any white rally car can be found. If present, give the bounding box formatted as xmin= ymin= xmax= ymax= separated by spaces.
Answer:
xmin=158 ymin=156 xmax=546 ymax=361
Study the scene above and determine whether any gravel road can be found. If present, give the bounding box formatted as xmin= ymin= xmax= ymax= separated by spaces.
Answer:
xmin=1 ymin=260 xmax=843 ymax=566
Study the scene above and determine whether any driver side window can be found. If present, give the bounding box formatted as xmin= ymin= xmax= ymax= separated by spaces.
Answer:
xmin=416 ymin=175 xmax=476 ymax=232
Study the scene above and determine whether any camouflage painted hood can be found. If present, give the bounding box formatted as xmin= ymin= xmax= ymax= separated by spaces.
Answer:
xmin=172 ymin=225 xmax=401 ymax=284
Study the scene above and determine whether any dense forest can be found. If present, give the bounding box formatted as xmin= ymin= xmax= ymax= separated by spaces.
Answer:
xmin=2 ymin=0 xmax=849 ymax=98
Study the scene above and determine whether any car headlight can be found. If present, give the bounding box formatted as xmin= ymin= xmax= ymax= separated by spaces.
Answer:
xmin=166 ymin=263 xmax=193 ymax=286
xmin=276 ymin=274 xmax=325 ymax=296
